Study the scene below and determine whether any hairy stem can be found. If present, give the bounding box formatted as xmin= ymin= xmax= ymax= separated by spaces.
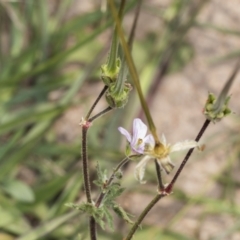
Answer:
xmin=82 ymin=127 xmax=92 ymax=203
xmin=82 ymin=97 xmax=113 ymax=240
xmin=89 ymin=217 xmax=97 ymax=240
xmin=82 ymin=126 xmax=96 ymax=239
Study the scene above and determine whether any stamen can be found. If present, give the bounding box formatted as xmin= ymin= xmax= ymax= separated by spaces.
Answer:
xmin=137 ymin=138 xmax=143 ymax=145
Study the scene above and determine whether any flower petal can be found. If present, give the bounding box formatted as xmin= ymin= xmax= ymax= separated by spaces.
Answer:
xmin=132 ymin=143 xmax=145 ymax=154
xmin=143 ymin=134 xmax=155 ymax=152
xmin=118 ymin=127 xmax=132 ymax=142
xmin=170 ymin=140 xmax=199 ymax=153
xmin=161 ymin=134 xmax=167 ymax=146
xmin=134 ymin=156 xmax=151 ymax=184
xmin=158 ymin=156 xmax=175 ymax=174
xmin=144 ymin=134 xmax=155 ymax=147
xmin=132 ymin=118 xmax=148 ymax=145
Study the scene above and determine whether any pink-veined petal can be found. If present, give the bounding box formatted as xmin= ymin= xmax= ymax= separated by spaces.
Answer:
xmin=170 ymin=140 xmax=198 ymax=153
xmin=118 ymin=127 xmax=132 ymax=143
xmin=134 ymin=156 xmax=151 ymax=184
xmin=132 ymin=118 xmax=148 ymax=146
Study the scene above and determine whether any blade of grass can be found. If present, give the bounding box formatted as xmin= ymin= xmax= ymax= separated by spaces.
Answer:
xmin=16 ymin=211 xmax=79 ymax=240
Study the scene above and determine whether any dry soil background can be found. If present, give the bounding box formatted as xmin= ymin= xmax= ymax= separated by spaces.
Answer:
xmin=55 ymin=1 xmax=240 ymax=239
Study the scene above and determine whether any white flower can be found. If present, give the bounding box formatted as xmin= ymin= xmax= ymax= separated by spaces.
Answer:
xmin=118 ymin=118 xmax=154 ymax=154
xmin=119 ymin=118 xmax=199 ymax=184
xmin=135 ymin=134 xmax=199 ymax=183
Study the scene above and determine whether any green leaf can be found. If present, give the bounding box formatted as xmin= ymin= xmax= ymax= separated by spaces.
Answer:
xmin=0 ymin=103 xmax=66 ymax=135
xmin=16 ymin=211 xmax=78 ymax=240
xmin=1 ymin=180 xmax=35 ymax=203
xmin=112 ymin=204 xmax=133 ymax=225
xmin=102 ymin=206 xmax=114 ymax=230
xmin=34 ymin=173 xmax=72 ymax=203
xmin=0 ymin=205 xmax=31 ymax=235
xmin=47 ymin=173 xmax=82 ymax=217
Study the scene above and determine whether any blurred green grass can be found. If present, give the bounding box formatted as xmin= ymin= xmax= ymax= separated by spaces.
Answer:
xmin=0 ymin=0 xmax=240 ymax=240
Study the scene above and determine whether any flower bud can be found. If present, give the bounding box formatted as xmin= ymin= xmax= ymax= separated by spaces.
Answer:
xmin=125 ymin=142 xmax=131 ymax=156
xmin=105 ymin=83 xmax=132 ymax=108
xmin=101 ymin=58 xmax=121 ymax=86
xmin=203 ymin=93 xmax=232 ymax=122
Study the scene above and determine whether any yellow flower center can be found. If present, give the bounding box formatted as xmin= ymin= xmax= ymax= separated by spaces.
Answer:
xmin=153 ymin=142 xmax=169 ymax=158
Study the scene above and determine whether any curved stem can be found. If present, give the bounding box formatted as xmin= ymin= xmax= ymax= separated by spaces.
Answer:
xmin=165 ymin=119 xmax=210 ymax=193
xmin=107 ymin=0 xmax=160 ymax=144
xmin=89 ymin=106 xmax=112 ymax=123
xmin=124 ymin=193 xmax=164 ymax=240
xmin=82 ymin=126 xmax=96 ymax=239
xmin=95 ymin=155 xmax=135 ymax=208
xmin=90 ymin=155 xmax=138 ymax=239
xmin=125 ymin=119 xmax=211 ymax=239
xmin=85 ymin=85 xmax=108 ymax=120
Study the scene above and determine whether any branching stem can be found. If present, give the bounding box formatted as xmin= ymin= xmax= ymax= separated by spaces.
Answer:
xmin=125 ymin=119 xmax=211 ymax=240
xmin=85 ymin=85 xmax=108 ymax=120
xmin=82 ymin=89 xmax=112 ymax=240
xmin=165 ymin=119 xmax=210 ymax=193
xmin=95 ymin=155 xmax=139 ymax=208
xmin=89 ymin=106 xmax=113 ymax=123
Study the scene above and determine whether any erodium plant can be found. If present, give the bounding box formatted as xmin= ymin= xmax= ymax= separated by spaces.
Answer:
xmin=66 ymin=1 xmax=239 ymax=239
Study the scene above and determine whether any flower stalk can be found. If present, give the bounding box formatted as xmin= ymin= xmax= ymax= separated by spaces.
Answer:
xmin=119 ymin=118 xmax=199 ymax=183
xmin=124 ymin=119 xmax=210 ymax=240
xmin=81 ymin=126 xmax=92 ymax=204
xmin=88 ymin=106 xmax=113 ymax=123
xmin=212 ymin=59 xmax=239 ymax=115
xmin=123 ymin=61 xmax=239 ymax=239
xmin=154 ymin=159 xmax=165 ymax=192
xmin=106 ymin=0 xmax=161 ymax=145
xmin=165 ymin=119 xmax=210 ymax=194
xmin=85 ymin=85 xmax=108 ymax=120
xmin=124 ymin=193 xmax=164 ymax=240
xmin=101 ymin=0 xmax=126 ymax=85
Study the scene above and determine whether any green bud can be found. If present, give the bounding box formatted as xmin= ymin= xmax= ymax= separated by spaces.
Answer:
xmin=125 ymin=142 xmax=131 ymax=156
xmin=208 ymin=93 xmax=216 ymax=103
xmin=206 ymin=104 xmax=213 ymax=111
xmin=115 ymin=170 xmax=123 ymax=179
xmin=203 ymin=92 xmax=232 ymax=123
xmin=101 ymin=58 xmax=121 ymax=86
xmin=216 ymin=112 xmax=224 ymax=118
xmin=105 ymin=83 xmax=132 ymax=108
xmin=224 ymin=108 xmax=231 ymax=115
